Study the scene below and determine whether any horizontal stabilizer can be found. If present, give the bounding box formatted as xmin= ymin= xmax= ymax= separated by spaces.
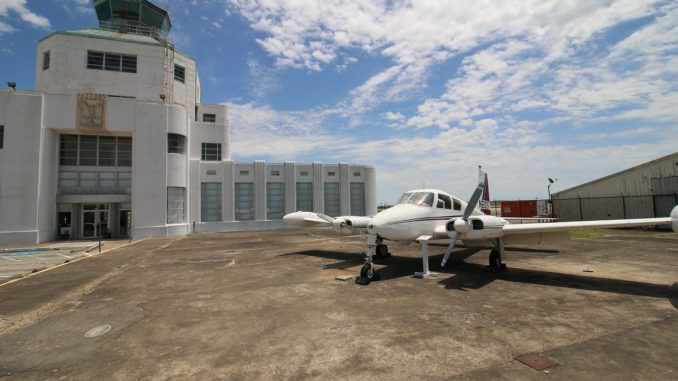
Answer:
xmin=283 ymin=211 xmax=333 ymax=227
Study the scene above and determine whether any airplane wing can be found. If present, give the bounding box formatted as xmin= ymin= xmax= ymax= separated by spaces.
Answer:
xmin=283 ymin=211 xmax=372 ymax=234
xmin=502 ymin=217 xmax=672 ymax=235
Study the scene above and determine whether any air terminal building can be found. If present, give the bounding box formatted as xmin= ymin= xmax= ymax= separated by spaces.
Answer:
xmin=0 ymin=0 xmax=376 ymax=245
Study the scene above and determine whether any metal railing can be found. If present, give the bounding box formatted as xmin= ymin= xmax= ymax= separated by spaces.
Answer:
xmin=98 ymin=19 xmax=168 ymax=43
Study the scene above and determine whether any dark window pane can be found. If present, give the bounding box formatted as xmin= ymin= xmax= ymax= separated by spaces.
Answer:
xmin=104 ymin=53 xmax=121 ymax=71
xmin=174 ymin=65 xmax=185 ymax=83
xmin=121 ymin=55 xmax=137 ymax=73
xmin=98 ymin=136 xmax=116 ymax=166
xmin=87 ymin=51 xmax=104 ymax=69
xmin=167 ymin=133 xmax=185 ymax=154
xmin=59 ymin=134 xmax=78 ymax=165
xmin=117 ymin=137 xmax=132 ymax=166
xmin=203 ymin=113 xmax=216 ymax=122
xmin=79 ymin=136 xmax=97 ymax=166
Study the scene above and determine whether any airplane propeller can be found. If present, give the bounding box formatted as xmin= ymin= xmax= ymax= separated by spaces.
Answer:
xmin=441 ymin=168 xmax=486 ymax=267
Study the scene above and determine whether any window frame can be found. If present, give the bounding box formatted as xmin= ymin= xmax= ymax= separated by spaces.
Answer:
xmin=0 ymin=125 xmax=4 ymax=149
xmin=266 ymin=182 xmax=285 ymax=220
xmin=87 ymin=51 xmax=137 ymax=73
xmin=202 ymin=113 xmax=216 ymax=123
xmin=201 ymin=182 xmax=222 ymax=222
xmin=174 ymin=64 xmax=185 ymax=83
xmin=43 ymin=51 xmax=50 ymax=71
xmin=167 ymin=187 xmax=186 ymax=224
xmin=167 ymin=133 xmax=186 ymax=154
xmin=201 ymin=143 xmax=222 ymax=161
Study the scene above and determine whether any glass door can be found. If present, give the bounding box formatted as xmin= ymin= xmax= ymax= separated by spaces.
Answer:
xmin=82 ymin=204 xmax=109 ymax=239
xmin=119 ymin=210 xmax=130 ymax=237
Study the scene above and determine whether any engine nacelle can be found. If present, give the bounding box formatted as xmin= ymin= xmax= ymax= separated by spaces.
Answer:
xmin=332 ymin=216 xmax=372 ymax=235
xmin=446 ymin=215 xmax=506 ymax=240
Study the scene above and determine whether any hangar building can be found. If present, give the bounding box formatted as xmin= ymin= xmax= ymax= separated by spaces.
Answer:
xmin=552 ymin=152 xmax=678 ymax=221
xmin=0 ymin=0 xmax=376 ymax=245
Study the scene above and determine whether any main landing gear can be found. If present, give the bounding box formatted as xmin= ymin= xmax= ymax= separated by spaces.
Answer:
xmin=355 ymin=236 xmax=389 ymax=285
xmin=488 ymin=238 xmax=507 ymax=272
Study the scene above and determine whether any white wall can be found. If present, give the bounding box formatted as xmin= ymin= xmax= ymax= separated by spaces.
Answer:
xmin=0 ymin=91 xmax=43 ymax=244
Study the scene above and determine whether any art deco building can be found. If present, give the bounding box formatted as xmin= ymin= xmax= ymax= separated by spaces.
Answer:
xmin=0 ymin=0 xmax=376 ymax=244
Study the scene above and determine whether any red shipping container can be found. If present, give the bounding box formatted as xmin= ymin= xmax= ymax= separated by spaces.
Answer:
xmin=501 ymin=200 xmax=539 ymax=217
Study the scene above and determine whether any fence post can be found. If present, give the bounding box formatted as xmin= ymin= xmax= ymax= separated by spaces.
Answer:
xmin=578 ymin=196 xmax=583 ymax=221
xmin=621 ymin=193 xmax=626 ymax=219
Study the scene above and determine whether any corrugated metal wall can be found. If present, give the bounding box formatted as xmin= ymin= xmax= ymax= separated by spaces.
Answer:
xmin=552 ymin=154 xmax=678 ymax=222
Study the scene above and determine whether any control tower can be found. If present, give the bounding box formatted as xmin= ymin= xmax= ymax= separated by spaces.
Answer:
xmin=93 ymin=0 xmax=171 ymax=42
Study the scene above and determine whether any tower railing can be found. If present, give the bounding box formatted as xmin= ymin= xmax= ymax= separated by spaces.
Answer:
xmin=98 ymin=19 xmax=168 ymax=43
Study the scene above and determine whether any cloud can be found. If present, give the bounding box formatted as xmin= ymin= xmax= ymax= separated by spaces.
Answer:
xmin=0 ymin=20 xmax=15 ymax=33
xmin=0 ymin=0 xmax=51 ymax=29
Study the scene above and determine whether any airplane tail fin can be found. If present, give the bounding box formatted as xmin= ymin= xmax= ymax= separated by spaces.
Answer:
xmin=480 ymin=168 xmax=491 ymax=215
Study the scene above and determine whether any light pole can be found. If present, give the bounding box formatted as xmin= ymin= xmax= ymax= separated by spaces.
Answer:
xmin=547 ymin=178 xmax=558 ymax=217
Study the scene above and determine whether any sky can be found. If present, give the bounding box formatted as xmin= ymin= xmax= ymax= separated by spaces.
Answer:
xmin=1 ymin=0 xmax=677 ymax=204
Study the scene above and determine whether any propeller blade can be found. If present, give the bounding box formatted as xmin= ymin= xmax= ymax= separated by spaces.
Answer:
xmin=463 ymin=171 xmax=486 ymax=220
xmin=441 ymin=231 xmax=459 ymax=267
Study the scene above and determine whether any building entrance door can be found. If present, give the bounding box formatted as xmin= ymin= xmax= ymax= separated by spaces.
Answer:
xmin=119 ymin=210 xmax=130 ymax=237
xmin=82 ymin=204 xmax=109 ymax=239
xmin=58 ymin=212 xmax=72 ymax=240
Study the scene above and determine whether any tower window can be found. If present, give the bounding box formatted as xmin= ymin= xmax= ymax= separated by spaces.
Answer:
xmin=0 ymin=125 xmax=4 ymax=149
xmin=167 ymin=133 xmax=186 ymax=154
xmin=202 ymin=113 xmax=216 ymax=123
xmin=43 ymin=51 xmax=50 ymax=71
xmin=87 ymin=51 xmax=136 ymax=73
xmin=174 ymin=64 xmax=185 ymax=83
xmin=201 ymin=143 xmax=221 ymax=161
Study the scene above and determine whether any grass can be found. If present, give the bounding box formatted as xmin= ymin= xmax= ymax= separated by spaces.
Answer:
xmin=570 ymin=228 xmax=677 ymax=239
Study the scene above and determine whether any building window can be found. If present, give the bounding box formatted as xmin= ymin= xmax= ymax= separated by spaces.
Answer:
xmin=353 ymin=172 xmax=361 ymax=177
xmin=300 ymin=171 xmax=309 ymax=176
xmin=79 ymin=136 xmax=97 ymax=166
xmin=324 ymin=182 xmax=340 ymax=217
xmin=350 ymin=183 xmax=365 ymax=216
xmin=174 ymin=64 xmax=185 ymax=83
xmin=0 ymin=125 xmax=4 ymax=149
xmin=167 ymin=187 xmax=185 ymax=224
xmin=201 ymin=143 xmax=221 ymax=161
xmin=98 ymin=137 xmax=116 ymax=166
xmin=201 ymin=183 xmax=222 ymax=222
xmin=271 ymin=170 xmax=280 ymax=176
xmin=202 ymin=113 xmax=216 ymax=123
xmin=235 ymin=182 xmax=254 ymax=221
xmin=117 ymin=137 xmax=132 ymax=166
xmin=58 ymin=171 xmax=77 ymax=187
xmin=87 ymin=51 xmax=137 ymax=73
xmin=167 ymin=133 xmax=185 ymax=154
xmin=43 ymin=51 xmax=50 ymax=71
xmin=267 ymin=183 xmax=285 ymax=220
xmin=59 ymin=135 xmax=77 ymax=165
xmin=327 ymin=171 xmax=336 ymax=176
xmin=239 ymin=170 xmax=249 ymax=176
xmin=296 ymin=182 xmax=313 ymax=212
xmin=118 ymin=172 xmax=131 ymax=187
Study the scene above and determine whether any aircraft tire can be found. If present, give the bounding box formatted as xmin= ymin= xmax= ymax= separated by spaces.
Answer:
xmin=376 ymin=244 xmax=389 ymax=258
xmin=360 ymin=263 xmax=380 ymax=281
xmin=489 ymin=249 xmax=501 ymax=268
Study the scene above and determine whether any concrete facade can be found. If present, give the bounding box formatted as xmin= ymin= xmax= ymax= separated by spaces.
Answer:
xmin=0 ymin=5 xmax=376 ymax=245
xmin=552 ymin=152 xmax=678 ymax=221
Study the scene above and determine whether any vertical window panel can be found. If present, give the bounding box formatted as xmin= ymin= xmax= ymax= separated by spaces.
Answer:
xmin=98 ymin=136 xmax=116 ymax=166
xmin=167 ymin=133 xmax=185 ymax=154
xmin=201 ymin=143 xmax=221 ymax=161
xmin=324 ymin=183 xmax=340 ymax=217
xmin=266 ymin=182 xmax=285 ymax=220
xmin=234 ymin=182 xmax=254 ymax=221
xmin=79 ymin=136 xmax=97 ymax=166
xmin=350 ymin=183 xmax=365 ymax=216
xmin=201 ymin=183 xmax=222 ymax=222
xmin=167 ymin=187 xmax=185 ymax=224
xmin=296 ymin=182 xmax=313 ymax=212
xmin=117 ymin=137 xmax=132 ymax=166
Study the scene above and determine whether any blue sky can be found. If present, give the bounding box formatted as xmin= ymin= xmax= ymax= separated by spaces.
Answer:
xmin=2 ymin=0 xmax=677 ymax=204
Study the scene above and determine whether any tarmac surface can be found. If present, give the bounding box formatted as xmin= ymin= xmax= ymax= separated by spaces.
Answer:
xmin=0 ymin=229 xmax=677 ymax=380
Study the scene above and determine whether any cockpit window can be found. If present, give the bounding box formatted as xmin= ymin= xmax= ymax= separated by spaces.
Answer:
xmin=453 ymin=198 xmax=462 ymax=211
xmin=405 ymin=192 xmax=435 ymax=207
xmin=395 ymin=192 xmax=414 ymax=204
xmin=438 ymin=194 xmax=452 ymax=209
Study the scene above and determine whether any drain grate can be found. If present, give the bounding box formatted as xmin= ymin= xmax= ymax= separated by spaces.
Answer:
xmin=515 ymin=353 xmax=559 ymax=370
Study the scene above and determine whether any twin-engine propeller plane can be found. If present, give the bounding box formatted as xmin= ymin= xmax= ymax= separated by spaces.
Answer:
xmin=283 ymin=167 xmax=678 ymax=285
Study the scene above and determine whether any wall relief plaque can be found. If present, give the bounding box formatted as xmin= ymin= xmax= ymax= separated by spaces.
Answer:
xmin=77 ymin=93 xmax=107 ymax=131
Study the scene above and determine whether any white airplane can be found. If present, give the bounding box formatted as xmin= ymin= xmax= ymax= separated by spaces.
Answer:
xmin=283 ymin=168 xmax=678 ymax=284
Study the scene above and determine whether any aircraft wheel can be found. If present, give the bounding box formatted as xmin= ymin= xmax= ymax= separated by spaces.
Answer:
xmin=489 ymin=249 xmax=501 ymax=268
xmin=360 ymin=263 xmax=380 ymax=282
xmin=375 ymin=244 xmax=389 ymax=258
